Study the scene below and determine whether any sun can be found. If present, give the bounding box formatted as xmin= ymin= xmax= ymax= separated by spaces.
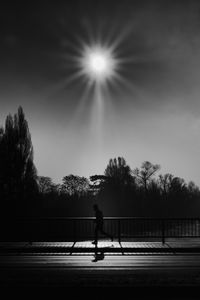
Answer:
xmin=79 ymin=44 xmax=118 ymax=86
xmin=88 ymin=50 xmax=108 ymax=74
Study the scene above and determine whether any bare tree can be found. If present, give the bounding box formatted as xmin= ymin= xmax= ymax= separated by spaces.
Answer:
xmin=158 ymin=173 xmax=174 ymax=195
xmin=132 ymin=161 xmax=160 ymax=194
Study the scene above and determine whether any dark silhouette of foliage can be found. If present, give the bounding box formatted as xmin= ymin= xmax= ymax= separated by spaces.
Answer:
xmin=158 ymin=173 xmax=174 ymax=196
xmin=103 ymin=157 xmax=134 ymax=195
xmin=104 ymin=157 xmax=132 ymax=185
xmin=89 ymin=157 xmax=137 ymax=215
xmin=133 ymin=161 xmax=160 ymax=194
xmin=90 ymin=175 xmax=108 ymax=182
xmin=89 ymin=175 xmax=109 ymax=196
xmin=188 ymin=181 xmax=200 ymax=197
xmin=1 ymin=107 xmax=200 ymax=218
xmin=61 ymin=174 xmax=90 ymax=196
xmin=0 ymin=106 xmax=38 ymax=208
xmin=38 ymin=176 xmax=58 ymax=194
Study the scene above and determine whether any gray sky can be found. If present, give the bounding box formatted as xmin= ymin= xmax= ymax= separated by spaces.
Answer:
xmin=0 ymin=0 xmax=200 ymax=185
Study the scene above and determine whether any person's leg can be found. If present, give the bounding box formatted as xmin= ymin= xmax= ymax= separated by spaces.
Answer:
xmin=93 ymin=226 xmax=98 ymax=244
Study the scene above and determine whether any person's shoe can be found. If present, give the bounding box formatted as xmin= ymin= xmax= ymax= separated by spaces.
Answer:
xmin=92 ymin=240 xmax=97 ymax=245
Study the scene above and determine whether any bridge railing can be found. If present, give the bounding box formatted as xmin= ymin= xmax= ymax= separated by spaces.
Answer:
xmin=0 ymin=217 xmax=200 ymax=244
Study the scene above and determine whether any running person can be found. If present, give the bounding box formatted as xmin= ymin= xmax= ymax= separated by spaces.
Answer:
xmin=92 ymin=204 xmax=113 ymax=245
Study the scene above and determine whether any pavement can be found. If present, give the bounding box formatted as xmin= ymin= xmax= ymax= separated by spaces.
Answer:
xmin=1 ymin=238 xmax=200 ymax=253
xmin=1 ymin=239 xmax=200 ymax=295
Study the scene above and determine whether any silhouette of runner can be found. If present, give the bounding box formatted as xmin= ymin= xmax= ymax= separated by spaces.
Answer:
xmin=92 ymin=204 xmax=113 ymax=245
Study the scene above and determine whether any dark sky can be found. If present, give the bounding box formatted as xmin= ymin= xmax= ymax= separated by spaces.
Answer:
xmin=1 ymin=0 xmax=200 ymax=185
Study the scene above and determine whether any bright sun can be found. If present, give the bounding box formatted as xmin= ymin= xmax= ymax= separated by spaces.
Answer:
xmin=80 ymin=45 xmax=117 ymax=85
xmin=89 ymin=51 xmax=107 ymax=74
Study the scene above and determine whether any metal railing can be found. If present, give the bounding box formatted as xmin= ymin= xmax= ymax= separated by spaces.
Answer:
xmin=0 ymin=217 xmax=200 ymax=244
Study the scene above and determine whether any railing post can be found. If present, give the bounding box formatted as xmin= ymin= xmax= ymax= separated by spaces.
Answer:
xmin=198 ymin=219 xmax=200 ymax=238
xmin=162 ymin=219 xmax=165 ymax=245
xmin=118 ymin=219 xmax=121 ymax=244
xmin=73 ymin=219 xmax=77 ymax=243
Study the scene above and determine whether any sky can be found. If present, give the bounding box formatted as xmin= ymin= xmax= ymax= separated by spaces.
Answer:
xmin=0 ymin=0 xmax=200 ymax=185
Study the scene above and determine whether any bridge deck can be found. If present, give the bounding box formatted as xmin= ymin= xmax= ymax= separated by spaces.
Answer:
xmin=1 ymin=238 xmax=200 ymax=253
xmin=1 ymin=239 xmax=200 ymax=295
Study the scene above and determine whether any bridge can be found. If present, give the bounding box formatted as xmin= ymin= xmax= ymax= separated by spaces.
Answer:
xmin=1 ymin=217 xmax=200 ymax=297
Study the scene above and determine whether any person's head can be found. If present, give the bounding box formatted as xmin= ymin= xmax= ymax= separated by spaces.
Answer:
xmin=93 ymin=204 xmax=98 ymax=211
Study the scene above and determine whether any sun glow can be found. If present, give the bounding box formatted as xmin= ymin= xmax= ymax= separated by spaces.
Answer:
xmin=59 ymin=30 xmax=138 ymax=160
xmin=79 ymin=45 xmax=118 ymax=86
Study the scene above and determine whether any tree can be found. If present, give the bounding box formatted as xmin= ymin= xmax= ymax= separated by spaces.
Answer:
xmin=89 ymin=175 xmax=108 ymax=196
xmin=61 ymin=175 xmax=90 ymax=196
xmin=132 ymin=161 xmax=160 ymax=194
xmin=0 ymin=106 xmax=38 ymax=203
xmin=169 ymin=176 xmax=187 ymax=195
xmin=38 ymin=176 xmax=57 ymax=194
xmin=158 ymin=173 xmax=174 ymax=195
xmin=158 ymin=173 xmax=189 ymax=198
xmin=104 ymin=157 xmax=132 ymax=186
xmin=0 ymin=126 xmax=5 ymax=199
xmin=96 ymin=157 xmax=135 ymax=206
xmin=187 ymin=181 xmax=200 ymax=198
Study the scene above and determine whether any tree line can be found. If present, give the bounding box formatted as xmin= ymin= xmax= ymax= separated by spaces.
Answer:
xmin=0 ymin=107 xmax=200 ymax=217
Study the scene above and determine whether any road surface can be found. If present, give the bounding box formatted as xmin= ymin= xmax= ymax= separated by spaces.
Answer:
xmin=1 ymin=240 xmax=200 ymax=299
